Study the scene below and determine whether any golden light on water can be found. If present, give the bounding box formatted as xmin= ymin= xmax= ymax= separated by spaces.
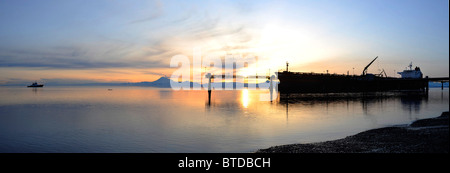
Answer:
xmin=242 ymin=89 xmax=249 ymax=108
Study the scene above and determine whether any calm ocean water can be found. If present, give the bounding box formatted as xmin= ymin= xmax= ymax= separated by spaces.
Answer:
xmin=0 ymin=86 xmax=448 ymax=153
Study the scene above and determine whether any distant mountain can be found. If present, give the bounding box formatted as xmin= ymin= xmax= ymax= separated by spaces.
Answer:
xmin=126 ymin=77 xmax=271 ymax=89
xmin=129 ymin=77 xmax=173 ymax=88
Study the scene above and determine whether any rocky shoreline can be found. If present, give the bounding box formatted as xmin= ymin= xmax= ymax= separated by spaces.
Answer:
xmin=257 ymin=111 xmax=449 ymax=153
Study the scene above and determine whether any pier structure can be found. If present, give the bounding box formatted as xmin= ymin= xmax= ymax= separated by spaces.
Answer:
xmin=205 ymin=73 xmax=274 ymax=105
xmin=424 ymin=77 xmax=449 ymax=91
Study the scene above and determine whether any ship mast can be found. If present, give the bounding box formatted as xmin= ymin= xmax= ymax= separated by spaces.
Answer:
xmin=286 ymin=61 xmax=289 ymax=72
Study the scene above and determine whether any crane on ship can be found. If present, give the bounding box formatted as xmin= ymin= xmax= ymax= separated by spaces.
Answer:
xmin=379 ymin=69 xmax=388 ymax=77
xmin=362 ymin=56 xmax=378 ymax=76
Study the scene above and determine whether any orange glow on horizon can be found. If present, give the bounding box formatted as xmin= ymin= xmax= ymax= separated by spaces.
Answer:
xmin=0 ymin=67 xmax=174 ymax=83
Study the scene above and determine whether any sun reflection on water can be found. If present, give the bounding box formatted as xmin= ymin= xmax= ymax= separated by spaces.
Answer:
xmin=242 ymin=89 xmax=249 ymax=108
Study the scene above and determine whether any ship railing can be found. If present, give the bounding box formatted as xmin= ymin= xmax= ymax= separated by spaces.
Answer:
xmin=284 ymin=71 xmax=354 ymax=77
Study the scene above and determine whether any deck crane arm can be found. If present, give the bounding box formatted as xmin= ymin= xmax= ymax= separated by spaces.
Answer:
xmin=378 ymin=68 xmax=388 ymax=77
xmin=362 ymin=56 xmax=378 ymax=76
xmin=382 ymin=69 xmax=387 ymax=77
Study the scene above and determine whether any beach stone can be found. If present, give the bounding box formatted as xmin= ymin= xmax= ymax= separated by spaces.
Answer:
xmin=256 ymin=112 xmax=449 ymax=153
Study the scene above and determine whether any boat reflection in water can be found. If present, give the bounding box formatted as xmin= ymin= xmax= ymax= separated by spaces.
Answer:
xmin=206 ymin=88 xmax=435 ymax=126
xmin=279 ymin=91 xmax=429 ymax=118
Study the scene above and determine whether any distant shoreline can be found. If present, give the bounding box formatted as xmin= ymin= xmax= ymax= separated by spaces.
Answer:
xmin=1 ymin=79 xmax=448 ymax=88
xmin=256 ymin=111 xmax=449 ymax=153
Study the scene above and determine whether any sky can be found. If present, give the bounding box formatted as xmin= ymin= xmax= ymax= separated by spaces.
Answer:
xmin=0 ymin=0 xmax=448 ymax=84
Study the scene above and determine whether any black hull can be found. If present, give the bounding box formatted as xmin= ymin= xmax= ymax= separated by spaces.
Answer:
xmin=27 ymin=85 xmax=44 ymax=87
xmin=277 ymin=72 xmax=428 ymax=93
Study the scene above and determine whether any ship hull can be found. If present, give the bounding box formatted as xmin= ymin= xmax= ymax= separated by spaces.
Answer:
xmin=277 ymin=72 xmax=428 ymax=93
xmin=27 ymin=85 xmax=44 ymax=87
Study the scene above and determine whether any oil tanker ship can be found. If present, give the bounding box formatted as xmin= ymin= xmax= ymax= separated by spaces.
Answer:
xmin=277 ymin=56 xmax=431 ymax=93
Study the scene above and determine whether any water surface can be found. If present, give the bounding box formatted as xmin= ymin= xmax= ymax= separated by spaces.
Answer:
xmin=0 ymin=86 xmax=448 ymax=152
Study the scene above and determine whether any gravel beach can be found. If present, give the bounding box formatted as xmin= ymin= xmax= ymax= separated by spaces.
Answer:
xmin=257 ymin=111 xmax=449 ymax=153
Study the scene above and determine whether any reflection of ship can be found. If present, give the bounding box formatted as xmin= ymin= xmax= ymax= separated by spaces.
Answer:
xmin=27 ymin=82 xmax=44 ymax=87
xmin=278 ymin=57 xmax=434 ymax=93
xmin=280 ymin=91 xmax=429 ymax=117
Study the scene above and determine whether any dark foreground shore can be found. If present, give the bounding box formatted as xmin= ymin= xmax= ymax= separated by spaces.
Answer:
xmin=257 ymin=111 xmax=449 ymax=153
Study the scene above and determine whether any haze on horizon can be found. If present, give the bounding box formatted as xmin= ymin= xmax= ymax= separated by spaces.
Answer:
xmin=0 ymin=0 xmax=448 ymax=85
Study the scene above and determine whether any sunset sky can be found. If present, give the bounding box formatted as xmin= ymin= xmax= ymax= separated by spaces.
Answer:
xmin=0 ymin=0 xmax=448 ymax=84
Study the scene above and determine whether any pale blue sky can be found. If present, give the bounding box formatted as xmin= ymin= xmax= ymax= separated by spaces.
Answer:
xmin=0 ymin=0 xmax=448 ymax=83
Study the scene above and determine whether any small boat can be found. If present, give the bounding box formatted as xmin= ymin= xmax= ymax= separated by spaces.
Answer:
xmin=27 ymin=82 xmax=44 ymax=87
